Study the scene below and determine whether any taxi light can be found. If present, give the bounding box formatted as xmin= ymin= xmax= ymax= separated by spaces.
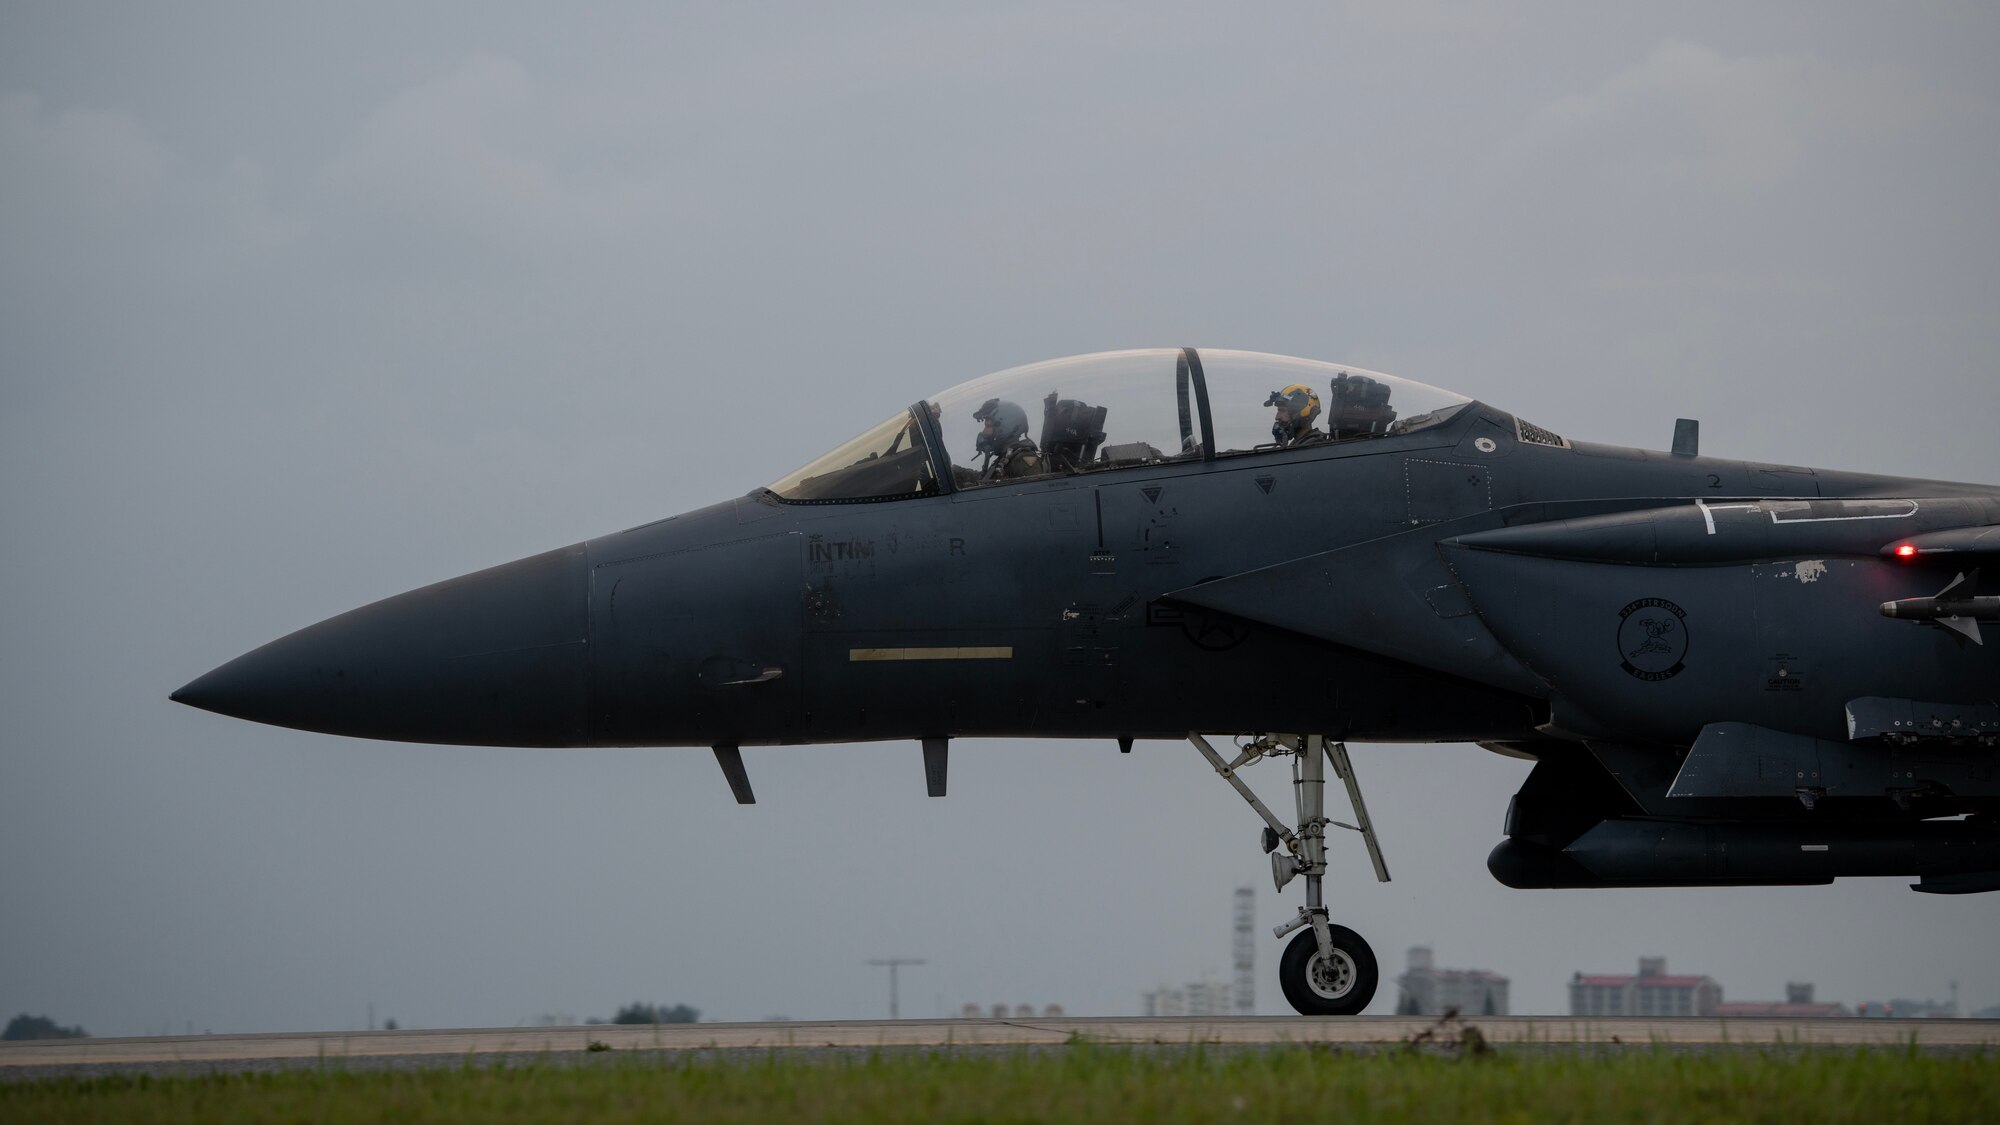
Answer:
xmin=1895 ymin=544 xmax=1918 ymax=558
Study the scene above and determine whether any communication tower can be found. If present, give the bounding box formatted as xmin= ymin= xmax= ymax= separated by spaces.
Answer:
xmin=1232 ymin=886 xmax=1255 ymax=1015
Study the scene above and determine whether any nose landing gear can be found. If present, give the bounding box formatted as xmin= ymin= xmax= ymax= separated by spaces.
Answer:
xmin=1278 ymin=921 xmax=1377 ymax=1014
xmin=1190 ymin=733 xmax=1389 ymax=1015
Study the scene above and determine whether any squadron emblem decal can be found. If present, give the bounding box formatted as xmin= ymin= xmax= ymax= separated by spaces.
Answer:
xmin=1617 ymin=597 xmax=1688 ymax=681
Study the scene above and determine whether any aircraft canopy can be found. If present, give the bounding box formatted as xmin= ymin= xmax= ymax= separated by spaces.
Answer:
xmin=767 ymin=348 xmax=1473 ymax=502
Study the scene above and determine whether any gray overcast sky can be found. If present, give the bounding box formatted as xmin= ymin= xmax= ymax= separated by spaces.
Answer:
xmin=4 ymin=3 xmax=1998 ymax=1035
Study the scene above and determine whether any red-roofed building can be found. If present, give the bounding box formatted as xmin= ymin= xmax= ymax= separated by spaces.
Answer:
xmin=1569 ymin=957 xmax=1721 ymax=1017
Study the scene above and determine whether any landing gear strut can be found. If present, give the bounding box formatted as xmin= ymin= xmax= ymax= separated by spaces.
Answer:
xmin=1190 ymin=733 xmax=1389 ymax=1015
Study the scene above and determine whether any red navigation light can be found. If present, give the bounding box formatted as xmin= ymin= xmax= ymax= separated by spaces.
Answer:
xmin=1895 ymin=544 xmax=1918 ymax=558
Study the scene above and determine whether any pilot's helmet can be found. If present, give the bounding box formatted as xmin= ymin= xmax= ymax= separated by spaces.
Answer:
xmin=1264 ymin=384 xmax=1321 ymax=430
xmin=973 ymin=397 xmax=1030 ymax=454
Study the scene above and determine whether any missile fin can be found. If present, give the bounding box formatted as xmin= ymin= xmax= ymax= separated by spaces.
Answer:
xmin=1936 ymin=615 xmax=1984 ymax=645
xmin=1938 ymin=568 xmax=1978 ymax=599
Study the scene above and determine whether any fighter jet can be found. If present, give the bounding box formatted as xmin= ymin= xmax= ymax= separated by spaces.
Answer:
xmin=174 ymin=347 xmax=2000 ymax=1014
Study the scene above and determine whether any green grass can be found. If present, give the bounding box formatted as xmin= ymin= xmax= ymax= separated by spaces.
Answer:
xmin=4 ymin=1044 xmax=1996 ymax=1124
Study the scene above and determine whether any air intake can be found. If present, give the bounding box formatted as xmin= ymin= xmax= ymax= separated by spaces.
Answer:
xmin=1515 ymin=418 xmax=1568 ymax=448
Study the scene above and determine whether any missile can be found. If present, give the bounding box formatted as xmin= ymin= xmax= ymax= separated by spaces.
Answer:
xmin=1879 ymin=595 xmax=2000 ymax=620
xmin=1879 ymin=570 xmax=1996 ymax=644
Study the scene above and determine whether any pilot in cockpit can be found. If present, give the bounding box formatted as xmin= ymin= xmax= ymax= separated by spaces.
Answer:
xmin=1265 ymin=384 xmax=1327 ymax=448
xmin=973 ymin=398 xmax=1045 ymax=481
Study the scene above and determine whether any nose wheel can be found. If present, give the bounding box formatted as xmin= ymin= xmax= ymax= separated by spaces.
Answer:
xmin=1191 ymin=733 xmax=1389 ymax=1016
xmin=1279 ymin=923 xmax=1378 ymax=1015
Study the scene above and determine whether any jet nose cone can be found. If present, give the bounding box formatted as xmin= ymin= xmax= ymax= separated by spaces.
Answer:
xmin=174 ymin=545 xmax=591 ymax=746
xmin=168 ymin=674 xmax=227 ymax=711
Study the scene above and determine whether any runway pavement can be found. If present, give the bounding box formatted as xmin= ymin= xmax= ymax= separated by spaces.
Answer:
xmin=4 ymin=1015 xmax=1995 ymax=1076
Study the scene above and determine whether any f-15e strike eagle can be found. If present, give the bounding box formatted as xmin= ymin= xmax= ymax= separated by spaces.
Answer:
xmin=175 ymin=348 xmax=2000 ymax=1014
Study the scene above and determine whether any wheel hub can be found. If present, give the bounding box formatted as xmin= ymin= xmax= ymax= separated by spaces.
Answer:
xmin=1309 ymin=949 xmax=1356 ymax=999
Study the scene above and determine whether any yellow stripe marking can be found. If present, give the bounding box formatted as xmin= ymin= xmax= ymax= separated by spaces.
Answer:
xmin=849 ymin=646 xmax=1014 ymax=662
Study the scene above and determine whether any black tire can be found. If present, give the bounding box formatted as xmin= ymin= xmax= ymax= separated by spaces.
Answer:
xmin=1278 ymin=924 xmax=1378 ymax=1015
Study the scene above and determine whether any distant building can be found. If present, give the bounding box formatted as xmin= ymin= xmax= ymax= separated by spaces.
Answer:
xmin=1396 ymin=947 xmax=1509 ymax=1016
xmin=1570 ymin=957 xmax=1721 ymax=1017
xmin=1185 ymin=979 xmax=1232 ymax=1017
xmin=1152 ymin=888 xmax=1259 ymax=1018
xmin=1714 ymin=982 xmax=1851 ymax=1018
xmin=1144 ymin=978 xmax=1232 ymax=1017
xmin=1857 ymin=998 xmax=1959 ymax=1018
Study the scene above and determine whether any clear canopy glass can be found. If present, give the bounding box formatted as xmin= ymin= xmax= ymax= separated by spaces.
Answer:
xmin=927 ymin=349 xmax=1200 ymax=487
xmin=764 ymin=409 xmax=938 ymax=502
xmin=1198 ymin=350 xmax=1470 ymax=457
xmin=765 ymin=349 xmax=1475 ymax=502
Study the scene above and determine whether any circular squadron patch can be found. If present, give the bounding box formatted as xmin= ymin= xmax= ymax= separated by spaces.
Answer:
xmin=1617 ymin=597 xmax=1688 ymax=681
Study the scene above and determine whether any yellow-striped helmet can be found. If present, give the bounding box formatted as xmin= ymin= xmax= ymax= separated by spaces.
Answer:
xmin=1265 ymin=384 xmax=1321 ymax=427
